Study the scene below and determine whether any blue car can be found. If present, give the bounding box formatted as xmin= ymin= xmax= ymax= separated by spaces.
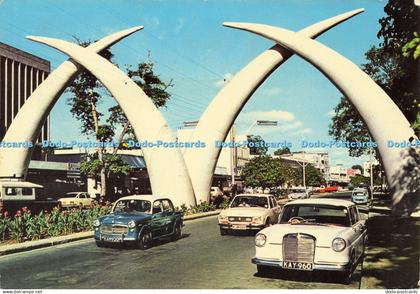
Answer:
xmin=93 ymin=195 xmax=183 ymax=249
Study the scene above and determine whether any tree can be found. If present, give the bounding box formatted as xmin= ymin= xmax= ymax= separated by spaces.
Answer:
xmin=67 ymin=40 xmax=172 ymax=199
xmin=350 ymin=175 xmax=370 ymax=188
xmin=351 ymin=165 xmax=364 ymax=174
xmin=329 ymin=0 xmax=420 ymax=156
xmin=273 ymin=147 xmax=291 ymax=156
xmin=296 ymin=164 xmax=326 ymax=187
xmin=246 ymin=135 xmax=268 ymax=155
xmin=242 ymin=156 xmax=282 ymax=188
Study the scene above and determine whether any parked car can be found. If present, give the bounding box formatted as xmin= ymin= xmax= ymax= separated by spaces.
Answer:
xmin=252 ymin=198 xmax=367 ymax=283
xmin=93 ymin=195 xmax=183 ymax=249
xmin=287 ymin=188 xmax=309 ymax=200
xmin=351 ymin=188 xmax=370 ymax=205
xmin=57 ymin=192 xmax=92 ymax=208
xmin=218 ymin=193 xmax=282 ymax=235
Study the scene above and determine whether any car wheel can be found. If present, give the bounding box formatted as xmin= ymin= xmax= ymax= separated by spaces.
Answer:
xmin=265 ymin=218 xmax=271 ymax=228
xmin=138 ymin=230 xmax=153 ymax=250
xmin=257 ymin=265 xmax=272 ymax=276
xmin=95 ymin=241 xmax=105 ymax=247
xmin=171 ymin=222 xmax=182 ymax=241
xmin=220 ymin=228 xmax=228 ymax=236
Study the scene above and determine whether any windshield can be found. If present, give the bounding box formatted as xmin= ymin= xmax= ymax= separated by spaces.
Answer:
xmin=230 ymin=196 xmax=268 ymax=208
xmin=280 ymin=204 xmax=350 ymax=226
xmin=353 ymin=191 xmax=367 ymax=196
xmin=113 ymin=199 xmax=152 ymax=213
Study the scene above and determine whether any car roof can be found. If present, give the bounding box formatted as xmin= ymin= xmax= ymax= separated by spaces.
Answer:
xmin=353 ymin=187 xmax=368 ymax=192
xmin=285 ymin=198 xmax=354 ymax=207
xmin=116 ymin=194 xmax=169 ymax=202
xmin=234 ymin=193 xmax=273 ymax=197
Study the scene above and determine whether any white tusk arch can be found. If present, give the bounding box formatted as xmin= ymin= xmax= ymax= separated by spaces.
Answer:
xmin=184 ymin=9 xmax=364 ymax=203
xmin=27 ymin=36 xmax=196 ymax=207
xmin=0 ymin=26 xmax=143 ymax=180
xmin=222 ymin=22 xmax=418 ymax=207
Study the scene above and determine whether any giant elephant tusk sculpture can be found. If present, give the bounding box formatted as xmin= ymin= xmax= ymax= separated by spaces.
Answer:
xmin=184 ymin=9 xmax=364 ymax=203
xmin=0 ymin=26 xmax=144 ymax=180
xmin=222 ymin=22 xmax=419 ymax=210
xmin=26 ymin=36 xmax=196 ymax=207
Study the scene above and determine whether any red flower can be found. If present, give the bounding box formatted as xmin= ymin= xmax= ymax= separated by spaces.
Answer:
xmin=62 ymin=210 xmax=67 ymax=216
xmin=15 ymin=210 xmax=22 ymax=217
xmin=3 ymin=211 xmax=8 ymax=217
xmin=22 ymin=207 xmax=28 ymax=212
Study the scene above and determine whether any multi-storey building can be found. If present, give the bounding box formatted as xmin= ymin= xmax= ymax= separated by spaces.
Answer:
xmin=0 ymin=42 xmax=50 ymax=141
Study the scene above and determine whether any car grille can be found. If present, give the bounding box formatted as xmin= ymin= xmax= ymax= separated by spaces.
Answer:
xmin=100 ymin=224 xmax=128 ymax=234
xmin=283 ymin=233 xmax=315 ymax=263
xmin=228 ymin=216 xmax=252 ymax=222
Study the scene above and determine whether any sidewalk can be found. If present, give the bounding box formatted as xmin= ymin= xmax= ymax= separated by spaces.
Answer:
xmin=361 ymin=207 xmax=419 ymax=288
xmin=0 ymin=209 xmax=221 ymax=256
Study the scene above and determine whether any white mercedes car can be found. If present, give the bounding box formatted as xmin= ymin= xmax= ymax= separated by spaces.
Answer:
xmin=218 ymin=193 xmax=282 ymax=235
xmin=252 ymin=199 xmax=367 ymax=283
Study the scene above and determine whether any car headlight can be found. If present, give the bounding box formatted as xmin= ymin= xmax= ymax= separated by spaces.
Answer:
xmin=332 ymin=237 xmax=346 ymax=252
xmin=218 ymin=215 xmax=228 ymax=221
xmin=128 ymin=220 xmax=136 ymax=228
xmin=255 ymin=233 xmax=266 ymax=247
xmin=93 ymin=219 xmax=100 ymax=227
xmin=252 ymin=216 xmax=263 ymax=224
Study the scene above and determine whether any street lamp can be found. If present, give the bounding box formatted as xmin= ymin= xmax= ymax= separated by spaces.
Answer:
xmin=280 ymin=154 xmax=311 ymax=189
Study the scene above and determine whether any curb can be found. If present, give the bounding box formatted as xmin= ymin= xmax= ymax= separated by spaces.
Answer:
xmin=0 ymin=209 xmax=222 ymax=257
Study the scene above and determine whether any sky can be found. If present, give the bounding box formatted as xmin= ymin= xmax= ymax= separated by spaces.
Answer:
xmin=0 ymin=0 xmax=389 ymax=168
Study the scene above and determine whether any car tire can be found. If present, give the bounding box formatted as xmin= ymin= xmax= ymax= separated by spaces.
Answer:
xmin=257 ymin=265 xmax=272 ymax=276
xmin=171 ymin=222 xmax=182 ymax=241
xmin=220 ymin=228 xmax=228 ymax=236
xmin=95 ymin=241 xmax=105 ymax=247
xmin=137 ymin=229 xmax=153 ymax=250
xmin=265 ymin=218 xmax=271 ymax=228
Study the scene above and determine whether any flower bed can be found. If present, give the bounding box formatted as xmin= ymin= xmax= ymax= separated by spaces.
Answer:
xmin=0 ymin=205 xmax=111 ymax=243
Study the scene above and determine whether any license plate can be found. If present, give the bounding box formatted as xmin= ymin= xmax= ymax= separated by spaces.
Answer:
xmin=102 ymin=235 xmax=122 ymax=242
xmin=283 ymin=261 xmax=313 ymax=271
xmin=232 ymin=224 xmax=247 ymax=230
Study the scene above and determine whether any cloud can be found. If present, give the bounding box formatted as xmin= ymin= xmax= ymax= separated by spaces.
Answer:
xmin=214 ymin=73 xmax=234 ymax=88
xmin=175 ymin=18 xmax=185 ymax=33
xmin=261 ymin=87 xmax=285 ymax=96
xmin=294 ymin=128 xmax=312 ymax=135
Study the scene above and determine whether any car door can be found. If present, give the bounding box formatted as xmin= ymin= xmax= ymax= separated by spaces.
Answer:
xmin=76 ymin=193 xmax=85 ymax=206
xmin=161 ymin=199 xmax=176 ymax=235
xmin=350 ymin=206 xmax=365 ymax=259
xmin=270 ymin=196 xmax=282 ymax=222
xmin=151 ymin=200 xmax=165 ymax=237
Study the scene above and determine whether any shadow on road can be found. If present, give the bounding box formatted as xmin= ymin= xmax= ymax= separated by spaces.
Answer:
xmin=253 ymin=267 xmax=361 ymax=286
xmin=363 ymin=215 xmax=419 ymax=288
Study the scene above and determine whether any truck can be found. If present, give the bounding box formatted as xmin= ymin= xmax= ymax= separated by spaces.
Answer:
xmin=0 ymin=180 xmax=59 ymax=214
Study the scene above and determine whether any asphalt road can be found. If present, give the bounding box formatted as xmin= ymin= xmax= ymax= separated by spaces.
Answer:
xmin=0 ymin=192 xmax=362 ymax=289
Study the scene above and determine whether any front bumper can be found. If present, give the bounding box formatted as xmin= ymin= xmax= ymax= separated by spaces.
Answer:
xmin=94 ymin=227 xmax=139 ymax=243
xmin=219 ymin=223 xmax=266 ymax=231
xmin=252 ymin=257 xmax=351 ymax=272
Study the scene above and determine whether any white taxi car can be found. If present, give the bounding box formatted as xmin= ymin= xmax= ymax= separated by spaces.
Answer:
xmin=218 ymin=193 xmax=282 ymax=235
xmin=252 ymin=199 xmax=367 ymax=283
xmin=58 ymin=192 xmax=92 ymax=208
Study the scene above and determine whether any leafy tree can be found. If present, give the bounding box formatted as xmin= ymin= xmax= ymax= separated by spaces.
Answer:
xmin=273 ymin=147 xmax=291 ymax=156
xmin=351 ymin=165 xmax=364 ymax=174
xmin=67 ymin=40 xmax=172 ymax=199
xmin=329 ymin=0 xmax=420 ymax=157
xmin=296 ymin=164 xmax=326 ymax=187
xmin=350 ymin=175 xmax=371 ymax=187
xmin=242 ymin=156 xmax=282 ymax=188
xmin=246 ymin=135 xmax=268 ymax=155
